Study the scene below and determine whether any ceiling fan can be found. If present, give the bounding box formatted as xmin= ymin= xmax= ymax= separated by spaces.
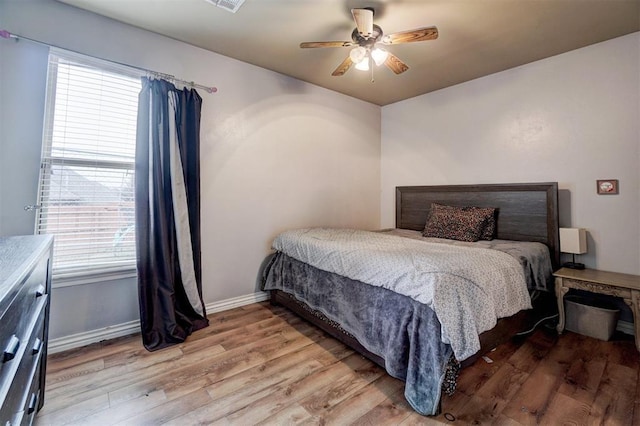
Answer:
xmin=300 ymin=8 xmax=438 ymax=77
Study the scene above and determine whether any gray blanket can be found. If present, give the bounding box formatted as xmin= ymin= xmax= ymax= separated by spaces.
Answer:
xmin=272 ymin=228 xmax=536 ymax=360
xmin=263 ymin=252 xmax=452 ymax=416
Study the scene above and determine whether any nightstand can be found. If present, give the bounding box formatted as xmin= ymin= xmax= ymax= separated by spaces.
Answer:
xmin=554 ymin=267 xmax=640 ymax=351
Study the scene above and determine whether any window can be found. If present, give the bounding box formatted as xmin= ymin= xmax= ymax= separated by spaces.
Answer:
xmin=37 ymin=49 xmax=143 ymax=282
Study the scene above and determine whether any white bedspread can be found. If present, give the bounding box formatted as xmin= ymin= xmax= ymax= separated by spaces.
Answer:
xmin=272 ymin=228 xmax=532 ymax=361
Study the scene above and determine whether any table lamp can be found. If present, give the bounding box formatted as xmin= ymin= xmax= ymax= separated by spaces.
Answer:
xmin=559 ymin=228 xmax=587 ymax=269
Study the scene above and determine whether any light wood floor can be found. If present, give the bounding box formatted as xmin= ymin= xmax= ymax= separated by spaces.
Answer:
xmin=36 ymin=302 xmax=640 ymax=425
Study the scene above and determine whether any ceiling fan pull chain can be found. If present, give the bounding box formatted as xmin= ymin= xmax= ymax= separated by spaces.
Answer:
xmin=370 ymin=58 xmax=375 ymax=83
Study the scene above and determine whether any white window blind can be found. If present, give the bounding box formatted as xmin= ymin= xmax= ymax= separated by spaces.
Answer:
xmin=37 ymin=49 xmax=143 ymax=279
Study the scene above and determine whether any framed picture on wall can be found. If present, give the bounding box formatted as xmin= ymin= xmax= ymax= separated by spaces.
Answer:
xmin=597 ymin=179 xmax=619 ymax=195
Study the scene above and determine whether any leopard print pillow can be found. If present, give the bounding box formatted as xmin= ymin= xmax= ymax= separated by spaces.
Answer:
xmin=422 ymin=204 xmax=485 ymax=242
xmin=474 ymin=207 xmax=497 ymax=240
xmin=422 ymin=204 xmax=497 ymax=242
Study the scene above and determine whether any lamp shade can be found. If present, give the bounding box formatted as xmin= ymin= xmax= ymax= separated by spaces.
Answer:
xmin=355 ymin=57 xmax=370 ymax=71
xmin=559 ymin=228 xmax=587 ymax=254
xmin=349 ymin=46 xmax=367 ymax=63
xmin=371 ymin=48 xmax=388 ymax=66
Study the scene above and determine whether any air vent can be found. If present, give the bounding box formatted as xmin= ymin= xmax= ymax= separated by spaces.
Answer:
xmin=204 ymin=0 xmax=246 ymax=13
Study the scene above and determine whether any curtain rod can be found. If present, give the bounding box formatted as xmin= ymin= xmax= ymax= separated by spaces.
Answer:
xmin=0 ymin=29 xmax=218 ymax=94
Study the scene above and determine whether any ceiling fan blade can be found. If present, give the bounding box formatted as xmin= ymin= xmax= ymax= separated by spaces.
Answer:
xmin=351 ymin=8 xmax=374 ymax=38
xmin=332 ymin=56 xmax=353 ymax=76
xmin=382 ymin=26 xmax=439 ymax=45
xmin=300 ymin=41 xmax=353 ymax=48
xmin=384 ymin=53 xmax=409 ymax=75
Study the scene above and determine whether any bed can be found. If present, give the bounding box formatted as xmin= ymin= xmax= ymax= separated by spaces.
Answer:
xmin=262 ymin=182 xmax=559 ymax=415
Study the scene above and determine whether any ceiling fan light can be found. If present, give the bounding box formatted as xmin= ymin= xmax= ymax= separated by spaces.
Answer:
xmin=355 ymin=57 xmax=370 ymax=71
xmin=349 ymin=46 xmax=367 ymax=63
xmin=371 ymin=48 xmax=388 ymax=66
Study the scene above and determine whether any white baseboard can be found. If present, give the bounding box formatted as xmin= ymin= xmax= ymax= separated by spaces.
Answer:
xmin=48 ymin=291 xmax=270 ymax=354
xmin=48 ymin=320 xmax=141 ymax=354
xmin=205 ymin=291 xmax=269 ymax=314
xmin=617 ymin=320 xmax=634 ymax=336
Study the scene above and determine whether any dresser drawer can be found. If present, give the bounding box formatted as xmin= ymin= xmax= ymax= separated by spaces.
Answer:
xmin=0 ymin=298 xmax=46 ymax=424
xmin=0 ymin=356 xmax=42 ymax=426
xmin=11 ymin=353 xmax=43 ymax=426
xmin=0 ymin=256 xmax=48 ymax=384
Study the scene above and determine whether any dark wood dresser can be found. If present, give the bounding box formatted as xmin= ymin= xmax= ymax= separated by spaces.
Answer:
xmin=0 ymin=235 xmax=53 ymax=425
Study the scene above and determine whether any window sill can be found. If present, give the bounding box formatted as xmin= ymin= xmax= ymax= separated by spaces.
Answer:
xmin=52 ymin=268 xmax=137 ymax=288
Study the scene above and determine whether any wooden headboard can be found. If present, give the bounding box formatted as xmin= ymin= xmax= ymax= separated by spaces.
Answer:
xmin=396 ymin=183 xmax=560 ymax=268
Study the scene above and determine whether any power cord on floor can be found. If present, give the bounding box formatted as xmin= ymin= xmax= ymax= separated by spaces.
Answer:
xmin=515 ymin=313 xmax=559 ymax=336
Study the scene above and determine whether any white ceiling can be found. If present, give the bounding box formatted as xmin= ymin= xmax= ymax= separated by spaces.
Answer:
xmin=57 ymin=0 xmax=640 ymax=106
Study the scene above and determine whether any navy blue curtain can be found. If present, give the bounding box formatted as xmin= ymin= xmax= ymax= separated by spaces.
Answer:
xmin=135 ymin=78 xmax=208 ymax=351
